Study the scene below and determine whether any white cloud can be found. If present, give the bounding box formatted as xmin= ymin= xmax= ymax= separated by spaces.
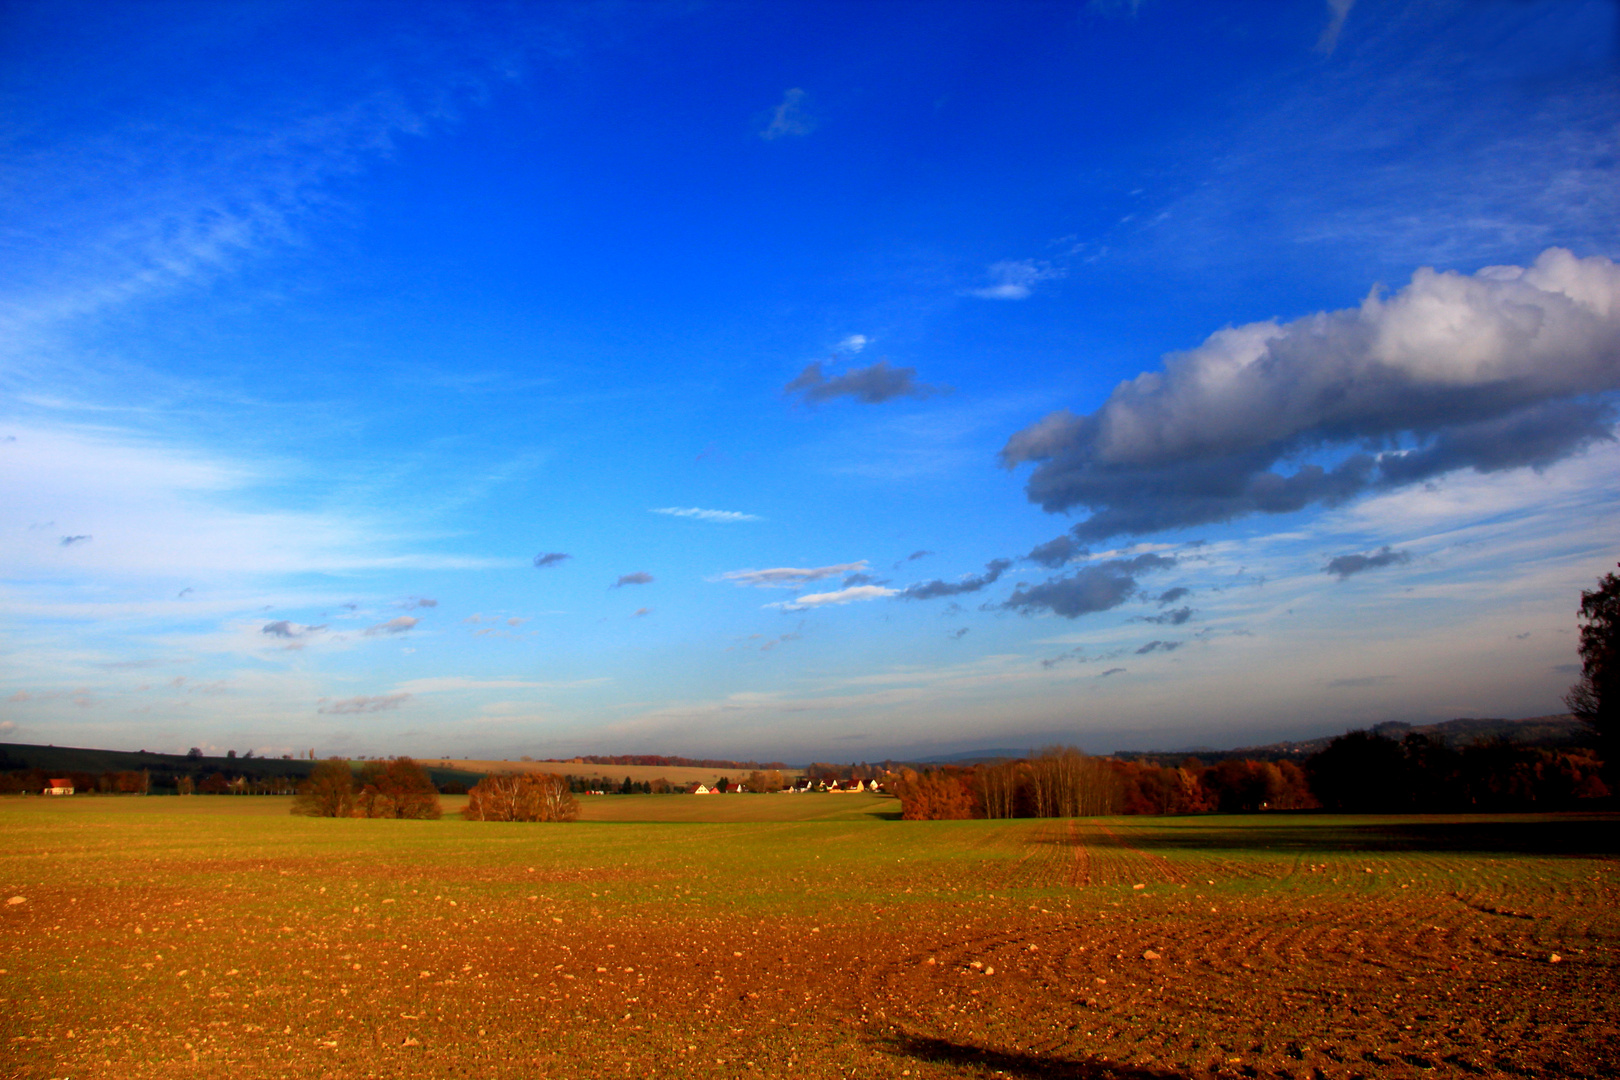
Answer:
xmin=364 ymin=616 xmax=418 ymax=636
xmin=651 ymin=507 xmax=762 ymax=523
xmin=969 ymin=259 xmax=1064 ymax=300
xmin=837 ymin=334 xmax=869 ymax=353
xmin=1315 ymin=0 xmax=1355 ymax=54
xmin=317 ymin=693 xmax=410 ymax=715
xmin=761 ymin=88 xmax=814 ymax=140
xmin=766 ymin=585 xmax=898 ymax=610
xmin=393 ymin=676 xmax=606 ymax=694
xmin=1003 ymin=248 xmax=1620 ymax=539
xmin=715 ymin=561 xmax=869 ymax=588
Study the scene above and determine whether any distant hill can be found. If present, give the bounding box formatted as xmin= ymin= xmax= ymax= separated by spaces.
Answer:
xmin=1113 ymin=714 xmax=1591 ymax=765
xmin=0 ymin=742 xmax=486 ymax=791
xmin=902 ymin=749 xmax=1032 ymax=766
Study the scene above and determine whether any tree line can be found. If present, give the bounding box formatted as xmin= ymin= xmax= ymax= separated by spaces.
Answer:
xmin=564 ymin=754 xmax=789 ymax=770
xmin=890 ymin=737 xmax=1607 ymax=820
xmin=0 ymin=768 xmax=305 ymax=795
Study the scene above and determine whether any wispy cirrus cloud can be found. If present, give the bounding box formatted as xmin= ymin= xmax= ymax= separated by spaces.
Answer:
xmin=651 ymin=507 xmax=762 ymax=523
xmin=968 ymin=259 xmax=1064 ymax=300
xmin=533 ymin=552 xmax=571 ymax=568
xmin=318 ymin=692 xmax=410 ymax=715
xmin=761 ymin=87 xmax=814 ymax=140
xmin=716 ymin=562 xmax=868 ymax=589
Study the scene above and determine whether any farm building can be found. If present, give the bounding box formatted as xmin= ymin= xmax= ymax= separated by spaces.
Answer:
xmin=44 ymin=778 xmax=74 ymax=796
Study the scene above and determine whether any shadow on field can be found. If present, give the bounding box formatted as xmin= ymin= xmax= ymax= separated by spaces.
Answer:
xmin=888 ymin=1034 xmax=1188 ymax=1079
xmin=1087 ymin=816 xmax=1620 ymax=857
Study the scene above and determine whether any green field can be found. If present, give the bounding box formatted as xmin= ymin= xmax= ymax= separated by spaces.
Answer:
xmin=2 ymin=795 xmax=1616 ymax=1079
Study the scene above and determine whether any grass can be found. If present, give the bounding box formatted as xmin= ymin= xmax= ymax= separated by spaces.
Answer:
xmin=2 ymin=795 xmax=1616 ymax=1079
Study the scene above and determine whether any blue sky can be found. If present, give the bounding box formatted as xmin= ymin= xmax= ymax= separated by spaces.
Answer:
xmin=3 ymin=0 xmax=1618 ymax=761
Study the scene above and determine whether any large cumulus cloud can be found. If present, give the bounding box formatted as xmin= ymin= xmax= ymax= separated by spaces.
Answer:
xmin=1001 ymin=249 xmax=1620 ymax=540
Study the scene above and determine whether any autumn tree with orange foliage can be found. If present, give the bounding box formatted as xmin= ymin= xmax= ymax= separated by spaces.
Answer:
xmin=355 ymin=757 xmax=442 ymax=819
xmin=891 ymin=768 xmax=977 ymax=820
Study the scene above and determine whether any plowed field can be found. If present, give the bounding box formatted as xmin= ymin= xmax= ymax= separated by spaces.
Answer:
xmin=2 ymin=797 xmax=1616 ymax=1079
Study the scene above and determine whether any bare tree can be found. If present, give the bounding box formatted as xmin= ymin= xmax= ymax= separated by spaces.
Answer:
xmin=463 ymin=772 xmax=579 ymax=822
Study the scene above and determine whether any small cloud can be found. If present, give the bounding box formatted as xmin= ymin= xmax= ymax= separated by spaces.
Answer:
xmin=404 ymin=597 xmax=438 ymax=609
xmin=1325 ymin=546 xmax=1412 ymax=580
xmin=651 ymin=507 xmax=762 ymax=523
xmin=900 ymin=559 xmax=1013 ymax=601
xmin=718 ymin=562 xmax=867 ymax=589
xmin=766 ymin=585 xmax=898 ymax=611
xmin=1026 ymin=534 xmax=1086 ymax=568
xmin=613 ymin=572 xmax=654 ymax=588
xmin=1003 ymin=553 xmax=1176 ymax=619
xmin=8 ymin=692 xmax=29 ymax=703
xmin=1551 ymin=663 xmax=1581 ymax=675
xmin=632 ymin=607 xmax=652 ymax=618
xmin=1326 ymin=674 xmax=1395 ymax=688
xmin=837 ymin=334 xmax=869 ymax=353
xmin=1514 ymin=632 xmax=1531 ymax=640
xmin=1139 ymin=606 xmax=1193 ymax=626
xmin=533 ymin=552 xmax=571 ymax=568
xmin=759 ymin=632 xmax=800 ymax=651
xmin=1088 ymin=0 xmax=1148 ymax=16
xmin=1156 ymin=586 xmax=1190 ymax=606
xmin=784 ymin=359 xmax=947 ymax=405
xmin=364 ymin=616 xmax=419 ymax=636
xmin=318 ymin=693 xmax=411 ymax=715
xmin=969 ymin=259 xmax=1064 ymax=300
xmin=905 ymin=550 xmax=934 ymax=562
xmin=948 ymin=627 xmax=969 ymax=640
xmin=761 ymin=87 xmax=814 ymax=140
xmin=176 ymin=587 xmax=193 ymax=598
xmin=0 ymin=720 xmax=15 ymax=733
xmin=506 ymin=617 xmax=527 ymax=627
xmin=1098 ymin=667 xmax=1126 ymax=677
xmin=261 ymin=621 xmax=327 ymax=639
xmin=1135 ymin=639 xmax=1182 ymax=654
xmin=59 ymin=535 xmax=92 ymax=546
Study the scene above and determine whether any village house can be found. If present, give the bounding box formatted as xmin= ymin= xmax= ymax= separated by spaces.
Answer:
xmin=44 ymin=778 xmax=74 ymax=796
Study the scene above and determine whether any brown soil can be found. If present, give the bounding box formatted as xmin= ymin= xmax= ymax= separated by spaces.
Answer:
xmin=2 ymin=820 xmax=1616 ymax=1080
